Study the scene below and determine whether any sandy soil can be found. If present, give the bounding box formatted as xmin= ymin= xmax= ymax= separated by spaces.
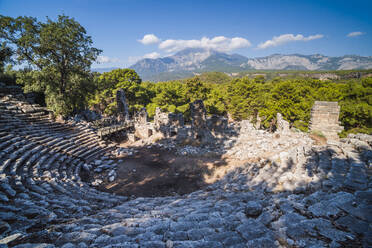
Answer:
xmin=96 ymin=146 xmax=244 ymax=197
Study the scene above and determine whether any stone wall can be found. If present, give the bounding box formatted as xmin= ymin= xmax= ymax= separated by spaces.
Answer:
xmin=134 ymin=108 xmax=148 ymax=124
xmin=133 ymin=108 xmax=155 ymax=139
xmin=190 ymin=100 xmax=214 ymax=143
xmin=190 ymin=100 xmax=207 ymax=130
xmin=154 ymin=107 xmax=184 ymax=128
xmin=116 ymin=88 xmax=129 ymax=121
xmin=207 ymin=115 xmax=228 ymax=132
xmin=310 ymin=101 xmax=344 ymax=140
xmin=168 ymin=113 xmax=184 ymax=127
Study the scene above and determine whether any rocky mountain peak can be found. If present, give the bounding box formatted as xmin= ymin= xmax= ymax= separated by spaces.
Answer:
xmin=129 ymin=49 xmax=372 ymax=81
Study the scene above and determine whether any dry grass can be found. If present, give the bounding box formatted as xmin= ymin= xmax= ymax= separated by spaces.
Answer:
xmin=309 ymin=131 xmax=327 ymax=145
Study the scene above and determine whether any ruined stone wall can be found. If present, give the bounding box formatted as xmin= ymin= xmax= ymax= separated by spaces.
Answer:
xmin=190 ymin=100 xmax=207 ymax=129
xmin=190 ymin=100 xmax=214 ymax=143
xmin=133 ymin=108 xmax=154 ymax=139
xmin=207 ymin=115 xmax=228 ymax=132
xmin=168 ymin=113 xmax=184 ymax=127
xmin=310 ymin=101 xmax=344 ymax=140
xmin=154 ymin=108 xmax=184 ymax=128
xmin=116 ymin=89 xmax=129 ymax=121
xmin=134 ymin=108 xmax=148 ymax=124
xmin=154 ymin=108 xmax=169 ymax=127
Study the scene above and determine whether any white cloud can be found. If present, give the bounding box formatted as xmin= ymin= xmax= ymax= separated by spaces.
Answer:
xmin=143 ymin=52 xmax=160 ymax=59
xmin=138 ymin=34 xmax=161 ymax=45
xmin=128 ymin=52 xmax=161 ymax=64
xmin=97 ymin=55 xmax=119 ymax=63
xmin=158 ymin=36 xmax=251 ymax=53
xmin=347 ymin=31 xmax=364 ymax=37
xmin=257 ymin=34 xmax=324 ymax=49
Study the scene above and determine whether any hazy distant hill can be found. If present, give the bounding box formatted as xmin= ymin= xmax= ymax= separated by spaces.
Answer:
xmin=91 ymin=67 xmax=119 ymax=73
xmin=129 ymin=48 xmax=372 ymax=81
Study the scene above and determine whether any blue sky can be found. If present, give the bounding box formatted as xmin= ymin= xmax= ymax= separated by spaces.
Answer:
xmin=1 ymin=0 xmax=371 ymax=68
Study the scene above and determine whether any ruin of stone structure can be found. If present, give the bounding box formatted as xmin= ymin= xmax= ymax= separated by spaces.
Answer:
xmin=116 ymin=88 xmax=129 ymax=121
xmin=190 ymin=100 xmax=207 ymax=129
xmin=240 ymin=119 xmax=255 ymax=134
xmin=154 ymin=107 xmax=169 ymax=127
xmin=133 ymin=108 xmax=154 ymax=139
xmin=0 ymin=83 xmax=370 ymax=247
xmin=190 ymin=100 xmax=214 ymax=143
xmin=134 ymin=107 xmax=148 ymax=124
xmin=276 ymin=113 xmax=291 ymax=134
xmin=152 ymin=107 xmax=185 ymax=139
xmin=207 ymin=114 xmax=228 ymax=132
xmin=168 ymin=112 xmax=184 ymax=127
xmin=154 ymin=107 xmax=184 ymax=128
xmin=255 ymin=113 xmax=261 ymax=129
xmin=310 ymin=101 xmax=344 ymax=140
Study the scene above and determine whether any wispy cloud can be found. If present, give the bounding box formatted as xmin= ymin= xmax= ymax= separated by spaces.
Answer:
xmin=257 ymin=34 xmax=324 ymax=49
xmin=347 ymin=31 xmax=364 ymax=37
xmin=143 ymin=52 xmax=160 ymax=59
xmin=128 ymin=52 xmax=161 ymax=64
xmin=138 ymin=34 xmax=161 ymax=45
xmin=158 ymin=36 xmax=251 ymax=53
xmin=97 ymin=55 xmax=120 ymax=63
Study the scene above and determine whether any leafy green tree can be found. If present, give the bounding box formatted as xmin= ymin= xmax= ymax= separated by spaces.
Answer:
xmin=0 ymin=15 xmax=101 ymax=115
xmin=197 ymin=71 xmax=231 ymax=84
xmin=88 ymin=68 xmax=151 ymax=116
xmin=226 ymin=77 xmax=267 ymax=120
xmin=204 ymin=83 xmax=228 ymax=115
xmin=0 ymin=43 xmax=12 ymax=73
xmin=184 ymin=76 xmax=210 ymax=102
xmin=339 ymin=78 xmax=372 ymax=132
xmin=147 ymin=80 xmax=188 ymax=117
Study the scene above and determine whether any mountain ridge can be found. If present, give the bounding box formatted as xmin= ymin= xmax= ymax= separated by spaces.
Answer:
xmin=129 ymin=48 xmax=372 ymax=81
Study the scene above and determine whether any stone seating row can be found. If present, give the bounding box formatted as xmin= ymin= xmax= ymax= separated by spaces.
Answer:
xmin=0 ymin=92 xmax=126 ymax=243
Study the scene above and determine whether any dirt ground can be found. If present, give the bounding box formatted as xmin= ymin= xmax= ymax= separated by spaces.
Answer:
xmin=96 ymin=146 xmax=243 ymax=197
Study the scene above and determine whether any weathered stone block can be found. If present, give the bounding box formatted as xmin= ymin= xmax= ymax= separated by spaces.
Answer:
xmin=310 ymin=101 xmax=344 ymax=141
xmin=116 ymin=89 xmax=129 ymax=121
xmin=276 ymin=113 xmax=290 ymax=134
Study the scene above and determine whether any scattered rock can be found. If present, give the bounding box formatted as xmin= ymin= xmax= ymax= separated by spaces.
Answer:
xmin=244 ymin=201 xmax=262 ymax=218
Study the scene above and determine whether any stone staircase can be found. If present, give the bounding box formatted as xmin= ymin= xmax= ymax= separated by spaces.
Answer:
xmin=0 ymin=85 xmax=127 ymax=246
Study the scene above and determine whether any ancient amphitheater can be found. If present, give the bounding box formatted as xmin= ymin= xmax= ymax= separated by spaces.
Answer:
xmin=0 ymin=83 xmax=371 ymax=248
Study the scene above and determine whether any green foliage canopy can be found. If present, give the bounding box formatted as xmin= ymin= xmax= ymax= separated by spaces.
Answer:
xmin=88 ymin=68 xmax=150 ymax=116
xmin=0 ymin=14 xmax=101 ymax=115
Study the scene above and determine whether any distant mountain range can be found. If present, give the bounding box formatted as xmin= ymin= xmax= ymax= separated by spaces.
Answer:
xmin=127 ymin=48 xmax=372 ymax=81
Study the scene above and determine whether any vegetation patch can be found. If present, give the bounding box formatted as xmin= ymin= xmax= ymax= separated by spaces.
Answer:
xmin=310 ymin=130 xmax=327 ymax=145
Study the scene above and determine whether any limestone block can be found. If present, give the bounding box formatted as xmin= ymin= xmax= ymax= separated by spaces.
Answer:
xmin=310 ymin=101 xmax=344 ymax=141
xmin=276 ymin=113 xmax=290 ymax=134
xmin=116 ymin=89 xmax=129 ymax=121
